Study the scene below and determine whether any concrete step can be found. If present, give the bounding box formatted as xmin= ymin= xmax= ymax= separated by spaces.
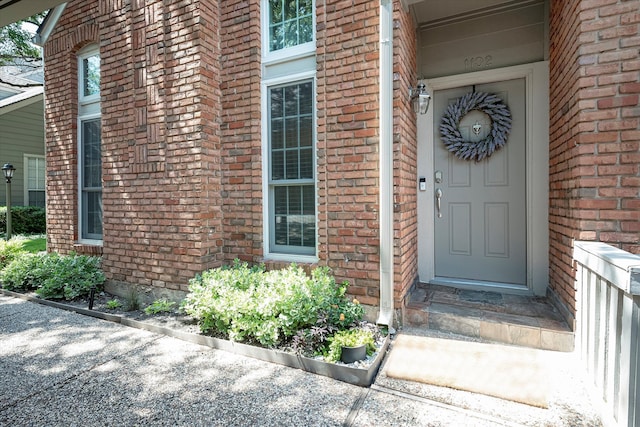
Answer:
xmin=403 ymin=284 xmax=574 ymax=352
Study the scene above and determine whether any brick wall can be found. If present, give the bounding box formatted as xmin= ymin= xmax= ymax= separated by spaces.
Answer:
xmin=45 ymin=0 xmax=419 ymax=310
xmin=45 ymin=0 xmax=224 ymax=292
xmin=219 ymin=0 xmax=263 ymax=264
xmin=393 ymin=2 xmax=418 ymax=305
xmin=549 ymin=0 xmax=640 ymax=314
xmin=317 ymin=0 xmax=382 ymax=306
xmin=43 ymin=1 xmax=99 ymax=255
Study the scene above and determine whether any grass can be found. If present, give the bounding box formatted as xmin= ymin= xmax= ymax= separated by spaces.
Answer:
xmin=20 ymin=236 xmax=46 ymax=253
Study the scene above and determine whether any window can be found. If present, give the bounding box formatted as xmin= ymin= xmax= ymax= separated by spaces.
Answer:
xmin=268 ymin=81 xmax=315 ymax=255
xmin=82 ymin=54 xmax=100 ymax=98
xmin=263 ymin=1 xmax=316 ymax=260
xmin=268 ymin=0 xmax=313 ymax=52
xmin=24 ymin=155 xmax=45 ymax=208
xmin=78 ymin=47 xmax=102 ymax=242
xmin=80 ymin=119 xmax=102 ymax=239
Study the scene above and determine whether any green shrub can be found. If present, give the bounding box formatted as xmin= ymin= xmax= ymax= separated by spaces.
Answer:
xmin=0 ymin=253 xmax=48 ymax=291
xmin=0 ymin=206 xmax=46 ymax=235
xmin=0 ymin=252 xmax=105 ymax=300
xmin=182 ymin=260 xmax=364 ymax=347
xmin=0 ymin=238 xmax=27 ymax=271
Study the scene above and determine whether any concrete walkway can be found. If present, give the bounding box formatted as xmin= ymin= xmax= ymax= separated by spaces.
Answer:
xmin=0 ymin=295 xmax=601 ymax=426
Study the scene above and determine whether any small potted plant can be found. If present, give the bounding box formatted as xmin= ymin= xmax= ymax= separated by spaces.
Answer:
xmin=327 ymin=328 xmax=376 ymax=364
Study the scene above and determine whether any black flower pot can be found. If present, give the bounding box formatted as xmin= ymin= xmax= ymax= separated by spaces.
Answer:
xmin=340 ymin=344 xmax=366 ymax=364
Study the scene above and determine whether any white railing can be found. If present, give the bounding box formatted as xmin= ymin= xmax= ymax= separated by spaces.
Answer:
xmin=574 ymin=241 xmax=640 ymax=427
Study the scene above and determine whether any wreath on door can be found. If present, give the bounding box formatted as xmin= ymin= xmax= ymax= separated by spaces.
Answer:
xmin=439 ymin=91 xmax=512 ymax=162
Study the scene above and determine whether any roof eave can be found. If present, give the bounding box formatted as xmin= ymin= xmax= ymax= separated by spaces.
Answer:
xmin=0 ymin=87 xmax=44 ymax=116
xmin=33 ymin=3 xmax=66 ymax=46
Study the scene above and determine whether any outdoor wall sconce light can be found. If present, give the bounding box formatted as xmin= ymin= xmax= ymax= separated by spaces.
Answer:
xmin=2 ymin=163 xmax=15 ymax=240
xmin=409 ymin=82 xmax=431 ymax=115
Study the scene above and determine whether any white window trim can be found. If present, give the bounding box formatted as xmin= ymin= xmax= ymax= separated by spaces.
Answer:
xmin=260 ymin=0 xmax=316 ymax=65
xmin=261 ymin=71 xmax=318 ymax=263
xmin=23 ymin=154 xmax=45 ymax=207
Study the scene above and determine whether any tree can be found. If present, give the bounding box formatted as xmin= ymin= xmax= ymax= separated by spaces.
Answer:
xmin=0 ymin=12 xmax=46 ymax=88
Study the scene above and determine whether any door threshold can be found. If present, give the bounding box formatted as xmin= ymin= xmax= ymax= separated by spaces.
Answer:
xmin=429 ymin=277 xmax=531 ymax=296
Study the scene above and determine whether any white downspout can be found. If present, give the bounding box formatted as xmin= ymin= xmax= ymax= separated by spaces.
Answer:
xmin=377 ymin=0 xmax=394 ymax=330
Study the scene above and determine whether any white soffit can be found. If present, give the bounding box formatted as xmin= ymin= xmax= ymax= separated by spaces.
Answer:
xmin=409 ymin=0 xmax=543 ymax=27
xmin=0 ymin=0 xmax=66 ymax=27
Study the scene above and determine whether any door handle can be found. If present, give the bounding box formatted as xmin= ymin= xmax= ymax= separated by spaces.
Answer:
xmin=435 ymin=188 xmax=443 ymax=218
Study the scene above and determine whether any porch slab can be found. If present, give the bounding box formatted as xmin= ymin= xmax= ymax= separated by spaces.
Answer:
xmin=404 ymin=283 xmax=574 ymax=352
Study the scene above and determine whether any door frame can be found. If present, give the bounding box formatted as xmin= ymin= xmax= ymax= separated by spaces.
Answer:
xmin=417 ymin=61 xmax=549 ymax=296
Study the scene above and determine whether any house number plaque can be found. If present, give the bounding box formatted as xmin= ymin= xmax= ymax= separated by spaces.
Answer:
xmin=464 ymin=55 xmax=493 ymax=71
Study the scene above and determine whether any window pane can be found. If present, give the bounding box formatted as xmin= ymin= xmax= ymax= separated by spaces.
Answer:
xmin=83 ymin=190 xmax=103 ymax=238
xmin=284 ymin=86 xmax=298 ymax=116
xmin=299 ymin=15 xmax=313 ymax=44
xmin=83 ymin=55 xmax=100 ymax=97
xmin=274 ymin=187 xmax=288 ymax=214
xmin=271 ymin=185 xmax=315 ymax=250
xmin=270 ymin=0 xmax=283 ymax=24
xmin=270 ymin=87 xmax=284 ymax=118
xmin=275 ymin=215 xmax=288 ymax=245
xmin=299 ymin=148 xmax=313 ymax=179
xmin=272 ymin=151 xmax=285 ymax=180
xmin=82 ymin=119 xmax=102 ymax=188
xmin=269 ymin=0 xmax=313 ymax=52
xmin=299 ymin=0 xmax=312 ymax=15
xmin=299 ymin=82 xmax=312 ymax=114
xmin=302 ymin=219 xmax=315 ymax=247
xmin=289 ymin=216 xmax=302 ymax=246
xmin=299 ymin=116 xmax=312 ymax=147
xmin=285 ymin=150 xmax=299 ymax=179
xmin=289 ymin=186 xmax=301 ymax=215
xmin=283 ymin=20 xmax=298 ymax=48
xmin=285 ymin=0 xmax=298 ymax=20
xmin=28 ymin=190 xmax=45 ymax=208
xmin=285 ymin=117 xmax=298 ymax=149
xmin=271 ymin=118 xmax=284 ymax=149
xmin=81 ymin=118 xmax=102 ymax=240
xmin=302 ymin=185 xmax=314 ymax=215
xmin=270 ymin=25 xmax=284 ymax=51
xmin=26 ymin=157 xmax=46 ymax=206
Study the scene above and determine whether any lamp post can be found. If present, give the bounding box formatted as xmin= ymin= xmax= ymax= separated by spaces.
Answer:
xmin=2 ymin=163 xmax=15 ymax=240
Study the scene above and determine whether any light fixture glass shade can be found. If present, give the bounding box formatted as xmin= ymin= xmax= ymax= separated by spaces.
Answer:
xmin=417 ymin=92 xmax=430 ymax=115
xmin=409 ymin=83 xmax=431 ymax=115
xmin=2 ymin=163 xmax=15 ymax=179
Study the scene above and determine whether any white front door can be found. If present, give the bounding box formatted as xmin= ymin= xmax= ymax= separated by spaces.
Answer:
xmin=432 ymin=78 xmax=527 ymax=290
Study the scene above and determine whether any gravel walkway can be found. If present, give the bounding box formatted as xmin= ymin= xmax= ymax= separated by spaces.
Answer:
xmin=0 ymin=295 xmax=602 ymax=426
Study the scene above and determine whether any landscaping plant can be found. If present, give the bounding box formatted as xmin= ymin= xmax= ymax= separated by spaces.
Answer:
xmin=0 ymin=252 xmax=105 ymax=300
xmin=325 ymin=328 xmax=376 ymax=363
xmin=125 ymin=288 xmax=141 ymax=312
xmin=182 ymin=260 xmax=365 ymax=348
xmin=0 ymin=206 xmax=46 ymax=235
xmin=106 ymin=299 xmax=122 ymax=310
xmin=144 ymin=298 xmax=176 ymax=315
xmin=0 ymin=238 xmax=26 ymax=271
